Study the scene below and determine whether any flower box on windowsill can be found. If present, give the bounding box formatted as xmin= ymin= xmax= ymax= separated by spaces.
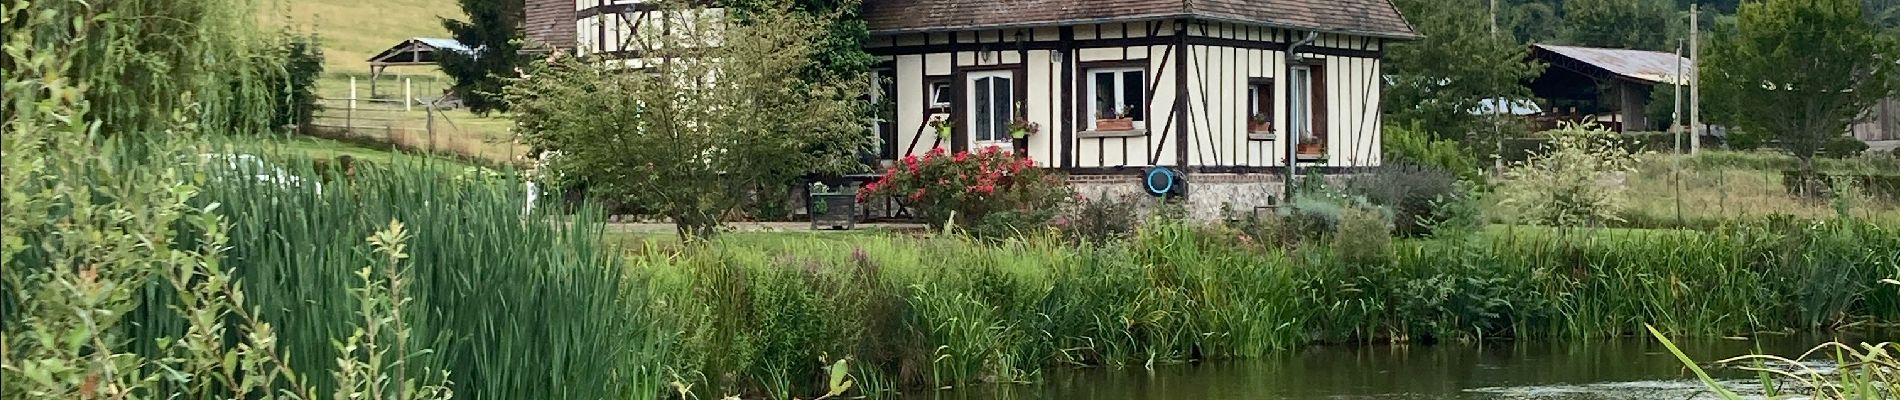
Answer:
xmin=1247 ymin=128 xmax=1277 ymax=141
xmin=1095 ymin=118 xmax=1135 ymax=131
xmin=1078 ymin=129 xmax=1147 ymax=138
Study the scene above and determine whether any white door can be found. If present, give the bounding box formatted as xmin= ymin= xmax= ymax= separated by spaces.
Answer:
xmin=967 ymin=71 xmax=1015 ymax=149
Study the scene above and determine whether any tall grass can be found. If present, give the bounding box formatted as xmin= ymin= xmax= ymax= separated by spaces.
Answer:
xmin=109 ymin=144 xmax=667 ymax=399
xmin=618 ymin=219 xmax=1899 ymax=397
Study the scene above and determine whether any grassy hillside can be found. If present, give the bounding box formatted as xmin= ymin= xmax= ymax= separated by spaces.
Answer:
xmin=259 ymin=0 xmax=463 ymax=74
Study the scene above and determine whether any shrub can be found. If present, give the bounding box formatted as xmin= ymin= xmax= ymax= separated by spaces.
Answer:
xmin=270 ymin=34 xmax=324 ymax=131
xmin=506 ymin=3 xmax=872 ymax=239
xmin=1282 ymin=186 xmax=1392 ymax=242
xmin=1821 ymin=136 xmax=1870 ymax=158
xmin=1382 ymin=122 xmax=1481 ymax=180
xmin=1331 ymin=206 xmax=1394 ymax=264
xmin=1341 ymin=163 xmax=1460 ymax=237
xmin=1061 ymin=193 xmax=1145 ymax=244
xmin=861 ymin=147 xmax=1073 ymax=237
xmin=1495 ymin=123 xmax=1640 ymax=226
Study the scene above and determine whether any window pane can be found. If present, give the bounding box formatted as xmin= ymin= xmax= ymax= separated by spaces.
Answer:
xmin=1248 ymin=85 xmax=1258 ymax=116
xmin=1122 ymin=71 xmax=1144 ymax=121
xmin=1292 ymin=69 xmax=1309 ymax=136
xmin=1094 ymin=72 xmax=1116 ymax=120
xmin=975 ymin=77 xmax=991 ymax=139
xmin=995 ymin=78 xmax=1013 ymax=141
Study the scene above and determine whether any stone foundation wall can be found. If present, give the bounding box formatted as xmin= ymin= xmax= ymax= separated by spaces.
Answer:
xmin=1069 ymin=173 xmax=1291 ymax=221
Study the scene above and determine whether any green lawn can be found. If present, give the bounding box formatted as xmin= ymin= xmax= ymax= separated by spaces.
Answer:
xmin=260 ymin=0 xmax=462 ymax=74
xmin=274 ymin=135 xmax=480 ymax=170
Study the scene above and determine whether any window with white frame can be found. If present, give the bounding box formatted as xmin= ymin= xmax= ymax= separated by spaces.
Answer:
xmin=968 ymin=71 xmax=1014 ymax=143
xmin=928 ymin=80 xmax=952 ymax=110
xmin=1087 ymin=68 xmax=1146 ymax=131
xmin=1246 ymin=77 xmax=1274 ymax=134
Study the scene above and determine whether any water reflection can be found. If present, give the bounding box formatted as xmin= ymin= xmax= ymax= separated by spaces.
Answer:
xmin=917 ymin=333 xmax=1887 ymax=399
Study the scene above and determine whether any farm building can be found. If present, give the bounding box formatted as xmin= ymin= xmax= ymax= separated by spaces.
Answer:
xmin=1527 ymin=44 xmax=1693 ymax=133
xmin=1855 ymin=97 xmax=1899 ymax=143
xmin=533 ymin=0 xmax=1417 ymax=219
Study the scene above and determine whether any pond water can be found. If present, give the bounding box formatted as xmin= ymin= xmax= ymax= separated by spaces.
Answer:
xmin=919 ymin=333 xmax=1891 ymax=399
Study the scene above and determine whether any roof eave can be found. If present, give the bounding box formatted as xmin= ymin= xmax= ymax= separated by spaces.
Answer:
xmin=871 ymin=15 xmax=1421 ymax=41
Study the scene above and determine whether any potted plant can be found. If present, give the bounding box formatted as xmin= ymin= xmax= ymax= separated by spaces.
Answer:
xmin=1096 ymin=105 xmax=1136 ymax=131
xmin=1296 ymin=135 xmax=1324 ymax=157
xmin=930 ymin=116 xmax=954 ymax=140
xmin=808 ymin=181 xmax=857 ymax=230
xmin=1009 ymin=103 xmax=1040 ymax=140
xmin=1248 ymin=113 xmax=1274 ymax=134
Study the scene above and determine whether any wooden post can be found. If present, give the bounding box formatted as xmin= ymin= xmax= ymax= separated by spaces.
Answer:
xmin=427 ymin=103 xmax=436 ymax=154
xmin=348 ymin=76 xmax=358 ymax=133
xmin=1673 ymin=40 xmax=1684 ymax=153
xmin=404 ymin=78 xmax=413 ymax=112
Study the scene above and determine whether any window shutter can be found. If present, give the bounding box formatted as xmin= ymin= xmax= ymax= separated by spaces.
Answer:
xmin=1310 ymin=63 xmax=1328 ymax=143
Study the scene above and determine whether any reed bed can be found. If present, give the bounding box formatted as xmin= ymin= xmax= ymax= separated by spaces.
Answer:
xmin=623 ymin=220 xmax=1900 ymax=397
xmin=87 ymin=146 xmax=1900 ymax=400
xmin=116 ymin=145 xmax=668 ymax=400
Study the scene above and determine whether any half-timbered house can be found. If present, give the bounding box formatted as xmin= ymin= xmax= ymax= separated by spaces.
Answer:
xmin=546 ymin=0 xmax=1418 ymax=219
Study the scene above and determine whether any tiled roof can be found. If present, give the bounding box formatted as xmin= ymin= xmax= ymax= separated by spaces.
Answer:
xmin=861 ymin=0 xmax=1418 ymax=39
xmin=524 ymin=0 xmax=576 ymax=50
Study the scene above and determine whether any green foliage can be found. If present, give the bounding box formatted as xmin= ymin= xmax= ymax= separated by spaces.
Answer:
xmin=1060 ymin=193 xmax=1146 ymax=244
xmin=1342 ymin=163 xmax=1465 ymax=237
xmin=1496 ymin=124 xmax=1642 ymax=226
xmin=1383 ymin=122 xmax=1483 ymax=181
xmin=723 ymin=0 xmax=876 ymax=83
xmin=440 ymin=0 xmax=524 ymax=114
xmin=862 ymin=147 xmax=1074 ymax=237
xmin=1503 ymin=1 xmax=1564 ymax=43
xmin=180 ymin=152 xmax=655 ymax=399
xmin=0 ymin=0 xmax=286 ymax=136
xmin=1561 ymin=0 xmax=1679 ymax=50
xmin=508 ymin=3 xmax=872 ymax=239
xmin=332 ymin=221 xmax=455 ymax=400
xmin=270 ymin=34 xmax=326 ymax=130
xmin=616 ymin=218 xmax=1899 ymax=393
xmin=1651 ymin=331 xmax=1899 ymax=399
xmin=1385 ymin=0 xmax=1545 ymax=143
xmin=1702 ymin=0 xmax=1899 ymax=170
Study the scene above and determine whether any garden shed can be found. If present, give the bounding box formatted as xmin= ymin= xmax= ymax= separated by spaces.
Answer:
xmin=364 ymin=38 xmax=473 ymax=95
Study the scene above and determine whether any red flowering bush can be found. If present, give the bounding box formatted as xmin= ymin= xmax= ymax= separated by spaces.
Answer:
xmin=861 ymin=146 xmax=1072 ymax=235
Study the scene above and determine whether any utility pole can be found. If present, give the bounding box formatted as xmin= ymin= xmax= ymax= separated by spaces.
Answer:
xmin=1673 ymin=40 xmax=1685 ymax=153
xmin=1689 ymin=2 xmax=1702 ymax=153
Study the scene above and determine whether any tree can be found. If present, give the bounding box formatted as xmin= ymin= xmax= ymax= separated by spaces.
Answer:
xmin=1562 ymin=0 xmax=1678 ymax=50
xmin=1385 ymin=0 xmax=1546 ymax=145
xmin=507 ymin=3 xmax=871 ymax=239
xmin=1702 ymin=0 xmax=1897 ymax=170
xmin=1505 ymin=1 xmax=1565 ymax=44
xmin=723 ymin=0 xmax=876 ymax=82
xmin=440 ymin=0 xmax=524 ymax=114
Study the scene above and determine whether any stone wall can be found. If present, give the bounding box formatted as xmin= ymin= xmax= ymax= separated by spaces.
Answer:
xmin=1069 ymin=173 xmax=1291 ymax=221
